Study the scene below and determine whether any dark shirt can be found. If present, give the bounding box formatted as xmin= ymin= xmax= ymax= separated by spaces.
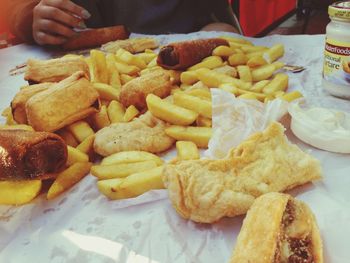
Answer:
xmin=73 ymin=0 xmax=227 ymax=34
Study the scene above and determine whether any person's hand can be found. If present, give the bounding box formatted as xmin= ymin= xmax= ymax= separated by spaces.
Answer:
xmin=32 ymin=0 xmax=91 ymax=45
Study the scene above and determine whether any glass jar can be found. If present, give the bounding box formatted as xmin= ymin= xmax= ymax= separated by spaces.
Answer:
xmin=323 ymin=1 xmax=350 ymax=99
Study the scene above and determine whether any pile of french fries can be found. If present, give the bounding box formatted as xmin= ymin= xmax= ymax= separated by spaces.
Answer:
xmin=0 ymin=35 xmax=303 ymax=205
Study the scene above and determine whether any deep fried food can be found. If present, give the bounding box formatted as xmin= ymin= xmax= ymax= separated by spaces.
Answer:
xmin=230 ymin=193 xmax=323 ymax=263
xmin=26 ymin=71 xmax=100 ymax=132
xmin=157 ymin=38 xmax=229 ymax=70
xmin=11 ymin=83 xmax=54 ymax=124
xmin=94 ymin=112 xmax=175 ymax=156
xmin=62 ymin=25 xmax=129 ymax=51
xmin=0 ymin=129 xmax=67 ymax=180
xmin=24 ymin=56 xmax=89 ymax=83
xmin=163 ymin=122 xmax=322 ymax=223
xmin=102 ymin=37 xmax=158 ymax=54
xmin=119 ymin=70 xmax=173 ymax=109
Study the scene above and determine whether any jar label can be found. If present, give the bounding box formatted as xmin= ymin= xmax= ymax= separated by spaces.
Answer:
xmin=323 ymin=37 xmax=350 ymax=86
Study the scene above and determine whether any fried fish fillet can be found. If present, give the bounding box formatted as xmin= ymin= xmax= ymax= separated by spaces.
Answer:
xmin=163 ymin=122 xmax=322 ymax=223
xmin=94 ymin=112 xmax=175 ymax=156
xmin=230 ymin=193 xmax=323 ymax=263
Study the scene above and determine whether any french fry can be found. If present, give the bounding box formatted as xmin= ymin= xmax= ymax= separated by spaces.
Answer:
xmin=273 ymin=91 xmax=286 ymax=98
xmin=85 ymin=57 xmax=94 ymax=82
xmin=0 ymin=180 xmax=42 ymax=205
xmin=147 ymin=57 xmax=158 ymax=67
xmin=67 ymin=145 xmax=89 ymax=165
xmin=272 ymin=61 xmax=285 ymax=70
xmin=123 ymin=105 xmax=139 ymax=122
xmin=116 ymin=48 xmax=147 ymax=69
xmin=240 ymin=45 xmax=268 ymax=53
xmin=247 ymin=56 xmax=267 ymax=68
xmin=180 ymin=71 xmax=199 ymax=85
xmin=220 ymin=36 xmax=253 ymax=45
xmin=250 ymin=80 xmax=270 ymax=93
xmin=146 ymin=94 xmax=198 ymax=126
xmin=68 ymin=121 xmax=95 ymax=143
xmin=56 ymin=129 xmax=79 ymax=147
xmin=246 ymin=51 xmax=265 ymax=59
xmin=171 ymin=88 xmax=182 ymax=95
xmin=93 ymin=82 xmax=120 ymax=101
xmin=120 ymin=74 xmax=135 ymax=84
xmin=165 ymin=125 xmax=212 ymax=148
xmin=136 ymin=52 xmax=157 ymax=64
xmin=0 ymin=124 xmax=34 ymax=131
xmin=238 ymin=93 xmax=258 ymax=100
xmin=196 ymin=115 xmax=212 ymax=127
xmin=262 ymin=73 xmax=289 ymax=94
xmin=106 ymin=54 xmax=122 ymax=89
xmin=47 ymin=162 xmax=92 ymax=200
xmin=263 ymin=43 xmax=284 ymax=63
xmin=107 ymin=100 xmax=125 ymax=123
xmin=195 ymin=68 xmax=231 ymax=87
xmin=97 ymin=166 xmax=164 ymax=200
xmin=76 ymin=134 xmax=95 ymax=154
xmin=236 ymin=89 xmax=267 ymax=102
xmin=101 ymin=151 xmax=163 ymax=166
xmin=167 ymin=70 xmax=181 ymax=85
xmin=114 ymin=60 xmax=140 ymax=75
xmin=219 ymin=83 xmax=238 ymax=95
xmin=264 ymin=95 xmax=275 ymax=103
xmin=91 ymin=105 xmax=111 ymax=130
xmin=186 ymin=88 xmax=211 ymax=100
xmin=91 ymin=160 xmax=158 ymax=180
xmin=237 ymin=65 xmax=252 ymax=83
xmin=228 ymin=53 xmax=248 ymax=66
xmin=117 ymin=166 xmax=164 ymax=195
xmin=176 ymin=141 xmax=200 ymax=160
xmin=212 ymin=45 xmax=235 ymax=57
xmin=281 ymin=91 xmax=303 ymax=102
xmin=188 ymin=56 xmax=223 ymax=71
xmin=213 ymin=65 xmax=237 ymax=78
xmin=90 ymin=49 xmax=109 ymax=84
xmin=251 ymin=64 xmax=276 ymax=82
xmin=173 ymin=92 xmax=212 ymax=118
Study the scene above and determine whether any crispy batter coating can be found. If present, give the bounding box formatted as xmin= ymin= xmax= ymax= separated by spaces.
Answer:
xmin=94 ymin=112 xmax=175 ymax=156
xmin=163 ymin=122 xmax=322 ymax=223
xmin=119 ymin=70 xmax=173 ymax=110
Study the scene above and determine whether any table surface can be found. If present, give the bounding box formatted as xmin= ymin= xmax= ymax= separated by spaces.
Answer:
xmin=0 ymin=32 xmax=349 ymax=263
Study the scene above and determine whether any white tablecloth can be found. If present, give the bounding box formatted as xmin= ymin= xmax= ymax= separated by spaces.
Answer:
xmin=0 ymin=32 xmax=349 ymax=263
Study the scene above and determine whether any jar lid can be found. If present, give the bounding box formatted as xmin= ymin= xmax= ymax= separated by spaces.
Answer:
xmin=329 ymin=1 xmax=350 ymax=19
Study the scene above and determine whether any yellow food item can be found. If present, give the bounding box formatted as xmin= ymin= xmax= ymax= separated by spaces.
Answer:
xmin=103 ymin=151 xmax=162 ymax=167
xmin=91 ymin=160 xmax=158 ymax=180
xmin=90 ymin=49 xmax=109 ymax=83
xmin=165 ymin=125 xmax=212 ymax=148
xmin=146 ymin=94 xmax=198 ymax=126
xmin=91 ymin=105 xmax=111 ymax=130
xmin=76 ymin=134 xmax=95 ymax=154
xmin=47 ymin=162 xmax=92 ymax=200
xmin=0 ymin=180 xmax=42 ymax=205
xmin=93 ymin=82 xmax=120 ymax=101
xmin=173 ymin=92 xmax=212 ymax=118
xmin=68 ymin=121 xmax=95 ymax=143
xmin=123 ymin=105 xmax=140 ymax=122
xmin=67 ymin=145 xmax=89 ymax=165
xmin=176 ymin=141 xmax=200 ymax=160
xmin=107 ymin=100 xmax=125 ymax=123
xmin=97 ymin=166 xmax=165 ymax=200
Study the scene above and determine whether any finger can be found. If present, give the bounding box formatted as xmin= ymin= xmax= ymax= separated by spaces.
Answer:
xmin=37 ymin=19 xmax=76 ymax=38
xmin=43 ymin=0 xmax=91 ymax=19
xmin=34 ymin=31 xmax=67 ymax=45
xmin=35 ymin=5 xmax=81 ymax=28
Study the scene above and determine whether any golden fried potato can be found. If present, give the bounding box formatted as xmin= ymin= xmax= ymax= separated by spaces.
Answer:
xmin=0 ymin=180 xmax=42 ymax=205
xmin=101 ymin=150 xmax=163 ymax=166
xmin=176 ymin=141 xmax=200 ymax=160
xmin=47 ymin=162 xmax=92 ymax=200
xmin=165 ymin=125 xmax=212 ymax=148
